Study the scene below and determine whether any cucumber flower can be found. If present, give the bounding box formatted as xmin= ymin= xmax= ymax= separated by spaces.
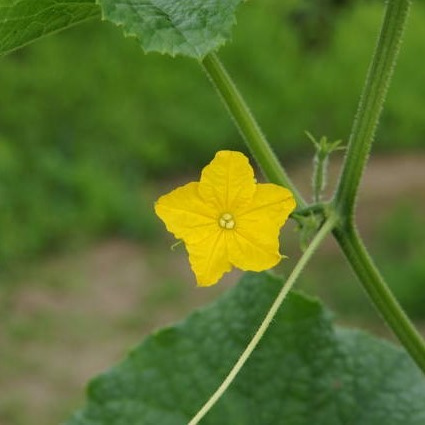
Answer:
xmin=155 ymin=151 xmax=296 ymax=286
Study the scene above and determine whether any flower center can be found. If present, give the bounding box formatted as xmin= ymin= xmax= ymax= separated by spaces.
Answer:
xmin=219 ymin=213 xmax=235 ymax=230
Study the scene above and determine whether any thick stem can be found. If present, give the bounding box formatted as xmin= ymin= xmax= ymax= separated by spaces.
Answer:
xmin=189 ymin=215 xmax=338 ymax=424
xmin=201 ymin=53 xmax=306 ymax=209
xmin=334 ymin=0 xmax=411 ymax=217
xmin=334 ymin=224 xmax=425 ymax=373
xmin=200 ymin=2 xmax=425 ymax=375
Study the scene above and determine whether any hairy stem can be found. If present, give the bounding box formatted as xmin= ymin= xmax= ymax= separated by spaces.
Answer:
xmin=201 ymin=53 xmax=306 ymax=209
xmin=189 ymin=215 xmax=338 ymax=424
xmin=293 ymin=202 xmax=327 ymax=218
xmin=331 ymin=0 xmax=425 ymax=372
xmin=313 ymin=156 xmax=327 ymax=203
xmin=334 ymin=225 xmax=425 ymax=373
xmin=334 ymin=0 xmax=411 ymax=217
xmin=200 ymin=0 xmax=424 ymax=374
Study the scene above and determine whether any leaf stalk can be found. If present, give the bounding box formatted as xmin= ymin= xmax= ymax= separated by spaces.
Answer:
xmin=201 ymin=53 xmax=306 ymax=209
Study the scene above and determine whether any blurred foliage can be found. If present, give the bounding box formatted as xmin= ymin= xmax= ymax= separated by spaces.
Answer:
xmin=289 ymin=0 xmax=354 ymax=50
xmin=376 ymin=204 xmax=425 ymax=319
xmin=0 ymin=0 xmax=424 ymax=265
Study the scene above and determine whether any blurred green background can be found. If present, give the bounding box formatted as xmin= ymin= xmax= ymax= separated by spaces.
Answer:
xmin=0 ymin=0 xmax=424 ymax=424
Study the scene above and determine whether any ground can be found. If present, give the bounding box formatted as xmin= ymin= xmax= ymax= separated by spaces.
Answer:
xmin=0 ymin=154 xmax=424 ymax=425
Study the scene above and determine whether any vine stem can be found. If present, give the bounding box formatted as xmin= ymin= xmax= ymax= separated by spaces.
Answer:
xmin=188 ymin=215 xmax=338 ymax=425
xmin=332 ymin=0 xmax=425 ymax=372
xmin=334 ymin=0 xmax=411 ymax=216
xmin=200 ymin=0 xmax=425 ymax=375
xmin=201 ymin=53 xmax=306 ymax=210
xmin=334 ymin=225 xmax=425 ymax=373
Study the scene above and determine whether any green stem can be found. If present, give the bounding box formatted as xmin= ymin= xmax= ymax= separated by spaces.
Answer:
xmin=293 ymin=202 xmax=327 ymax=218
xmin=188 ymin=215 xmax=338 ymax=425
xmin=313 ymin=155 xmax=327 ymax=204
xmin=334 ymin=0 xmax=411 ymax=217
xmin=200 ymin=1 xmax=425 ymax=375
xmin=334 ymin=224 xmax=425 ymax=374
xmin=331 ymin=0 xmax=425 ymax=372
xmin=201 ymin=53 xmax=306 ymax=209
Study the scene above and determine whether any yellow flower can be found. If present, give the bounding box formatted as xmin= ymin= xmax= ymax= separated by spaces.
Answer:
xmin=155 ymin=151 xmax=296 ymax=286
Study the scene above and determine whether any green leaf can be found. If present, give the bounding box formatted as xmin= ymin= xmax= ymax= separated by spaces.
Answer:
xmin=0 ymin=0 xmax=100 ymax=57
xmin=67 ymin=273 xmax=425 ymax=425
xmin=97 ymin=0 xmax=244 ymax=59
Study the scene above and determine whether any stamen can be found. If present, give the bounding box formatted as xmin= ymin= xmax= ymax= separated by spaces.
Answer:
xmin=219 ymin=213 xmax=235 ymax=230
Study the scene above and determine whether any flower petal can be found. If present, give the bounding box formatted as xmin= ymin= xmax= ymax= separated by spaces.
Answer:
xmin=187 ymin=229 xmax=232 ymax=286
xmin=155 ymin=181 xmax=232 ymax=285
xmin=155 ymin=182 xmax=216 ymax=243
xmin=198 ymin=151 xmax=256 ymax=212
xmin=228 ymin=183 xmax=296 ymax=271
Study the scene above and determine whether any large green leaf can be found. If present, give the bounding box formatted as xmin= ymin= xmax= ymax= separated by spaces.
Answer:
xmin=0 ymin=0 xmax=100 ymax=57
xmin=97 ymin=0 xmax=244 ymax=59
xmin=67 ymin=273 xmax=425 ymax=425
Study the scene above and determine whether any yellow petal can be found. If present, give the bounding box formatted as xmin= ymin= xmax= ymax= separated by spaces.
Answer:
xmin=186 ymin=229 xmax=232 ymax=286
xmin=227 ymin=183 xmax=296 ymax=271
xmin=198 ymin=151 xmax=256 ymax=212
xmin=155 ymin=182 xmax=217 ymax=243
xmin=155 ymin=181 xmax=232 ymax=285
